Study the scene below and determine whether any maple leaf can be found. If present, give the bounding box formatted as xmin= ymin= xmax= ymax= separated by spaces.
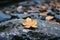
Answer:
xmin=22 ymin=18 xmax=37 ymax=28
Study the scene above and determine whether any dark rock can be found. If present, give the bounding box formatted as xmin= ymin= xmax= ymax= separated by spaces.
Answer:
xmin=12 ymin=35 xmax=24 ymax=40
xmin=0 ymin=19 xmax=60 ymax=40
xmin=55 ymin=15 xmax=60 ymax=20
xmin=0 ymin=11 xmax=11 ymax=22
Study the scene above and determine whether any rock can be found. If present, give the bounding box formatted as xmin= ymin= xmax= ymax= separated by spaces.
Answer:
xmin=0 ymin=11 xmax=11 ymax=22
xmin=16 ymin=8 xmax=23 ymax=13
xmin=0 ymin=19 xmax=60 ymax=40
xmin=38 ymin=16 xmax=46 ymax=20
xmin=55 ymin=15 xmax=60 ymax=20
xmin=10 ymin=13 xmax=39 ymax=19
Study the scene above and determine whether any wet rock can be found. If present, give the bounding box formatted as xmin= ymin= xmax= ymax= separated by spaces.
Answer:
xmin=55 ymin=15 xmax=60 ymax=20
xmin=0 ymin=19 xmax=60 ymax=40
xmin=0 ymin=11 xmax=11 ymax=22
xmin=16 ymin=8 xmax=23 ymax=13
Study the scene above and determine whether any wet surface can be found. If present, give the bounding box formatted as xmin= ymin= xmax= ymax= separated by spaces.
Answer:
xmin=0 ymin=0 xmax=60 ymax=40
xmin=0 ymin=19 xmax=60 ymax=40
